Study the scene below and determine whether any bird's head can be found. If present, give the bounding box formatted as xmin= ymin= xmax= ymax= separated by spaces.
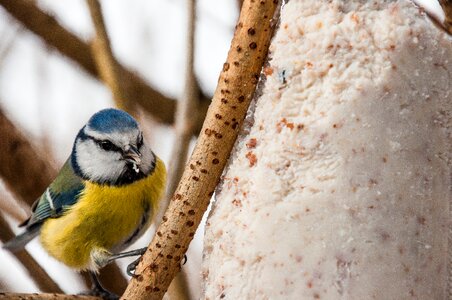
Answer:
xmin=71 ymin=108 xmax=156 ymax=185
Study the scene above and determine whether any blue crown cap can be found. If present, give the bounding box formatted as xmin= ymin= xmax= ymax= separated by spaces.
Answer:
xmin=87 ymin=108 xmax=138 ymax=133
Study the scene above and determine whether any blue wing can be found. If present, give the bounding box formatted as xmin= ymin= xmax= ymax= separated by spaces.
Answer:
xmin=3 ymin=159 xmax=83 ymax=251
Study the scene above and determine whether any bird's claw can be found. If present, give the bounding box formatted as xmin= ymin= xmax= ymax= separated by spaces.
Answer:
xmin=126 ymin=253 xmax=188 ymax=277
xmin=127 ymin=257 xmax=141 ymax=277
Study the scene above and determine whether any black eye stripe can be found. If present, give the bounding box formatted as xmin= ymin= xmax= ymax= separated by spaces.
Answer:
xmin=99 ymin=140 xmax=118 ymax=152
xmin=137 ymin=133 xmax=144 ymax=148
xmin=85 ymin=135 xmax=121 ymax=152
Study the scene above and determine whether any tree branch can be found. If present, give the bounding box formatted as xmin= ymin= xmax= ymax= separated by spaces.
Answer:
xmin=0 ymin=213 xmax=62 ymax=293
xmin=0 ymin=0 xmax=210 ymax=127
xmin=0 ymin=186 xmax=29 ymax=222
xmin=0 ymin=109 xmax=56 ymax=206
xmin=121 ymin=0 xmax=279 ymax=299
xmin=86 ymin=0 xmax=135 ymax=113
xmin=0 ymin=293 xmax=100 ymax=300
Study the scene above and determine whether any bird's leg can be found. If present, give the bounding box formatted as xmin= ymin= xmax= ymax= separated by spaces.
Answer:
xmin=125 ymin=254 xmax=188 ymax=277
xmin=105 ymin=247 xmax=147 ymax=277
xmin=107 ymin=247 xmax=189 ymax=277
xmin=126 ymin=256 xmax=142 ymax=277
xmin=85 ymin=271 xmax=119 ymax=300
xmin=107 ymin=247 xmax=147 ymax=263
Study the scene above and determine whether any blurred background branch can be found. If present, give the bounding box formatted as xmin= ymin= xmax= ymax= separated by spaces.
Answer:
xmin=86 ymin=0 xmax=135 ymax=114
xmin=164 ymin=0 xmax=198 ymax=298
xmin=438 ymin=0 xmax=452 ymax=33
xmin=0 ymin=109 xmax=56 ymax=206
xmin=0 ymin=186 xmax=29 ymax=223
xmin=0 ymin=212 xmax=62 ymax=293
xmin=0 ymin=0 xmax=210 ymax=131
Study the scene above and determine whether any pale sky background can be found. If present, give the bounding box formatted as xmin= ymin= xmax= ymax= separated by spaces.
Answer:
xmin=0 ymin=0 xmax=444 ymax=298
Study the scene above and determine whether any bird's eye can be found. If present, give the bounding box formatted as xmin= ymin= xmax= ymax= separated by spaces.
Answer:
xmin=100 ymin=140 xmax=115 ymax=151
xmin=137 ymin=133 xmax=144 ymax=148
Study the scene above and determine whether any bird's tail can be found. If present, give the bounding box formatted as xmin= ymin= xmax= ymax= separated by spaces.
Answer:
xmin=2 ymin=224 xmax=41 ymax=252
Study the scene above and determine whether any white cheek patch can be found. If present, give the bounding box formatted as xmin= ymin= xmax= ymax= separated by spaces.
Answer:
xmin=76 ymin=139 xmax=126 ymax=183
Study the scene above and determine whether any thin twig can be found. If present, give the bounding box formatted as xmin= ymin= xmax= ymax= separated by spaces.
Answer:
xmin=0 ymin=0 xmax=210 ymax=130
xmin=0 ymin=213 xmax=62 ymax=293
xmin=121 ymin=0 xmax=279 ymax=299
xmin=86 ymin=0 xmax=134 ymax=113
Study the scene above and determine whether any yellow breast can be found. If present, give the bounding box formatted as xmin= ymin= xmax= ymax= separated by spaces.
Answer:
xmin=40 ymin=158 xmax=166 ymax=270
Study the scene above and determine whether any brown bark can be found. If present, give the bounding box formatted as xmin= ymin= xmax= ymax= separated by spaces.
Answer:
xmin=0 ymin=109 xmax=127 ymax=293
xmin=0 ymin=293 xmax=100 ymax=300
xmin=0 ymin=213 xmax=62 ymax=293
xmin=0 ymin=0 xmax=210 ymax=128
xmin=439 ymin=0 xmax=452 ymax=33
xmin=86 ymin=0 xmax=135 ymax=114
xmin=0 ymin=190 xmax=29 ymax=222
xmin=120 ymin=0 xmax=279 ymax=299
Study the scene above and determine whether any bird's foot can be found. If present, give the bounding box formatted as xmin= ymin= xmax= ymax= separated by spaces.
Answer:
xmin=125 ymin=253 xmax=188 ymax=277
xmin=126 ymin=256 xmax=141 ymax=277
xmin=108 ymin=247 xmax=147 ymax=263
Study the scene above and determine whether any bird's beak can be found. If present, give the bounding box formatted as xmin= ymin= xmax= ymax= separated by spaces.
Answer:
xmin=123 ymin=145 xmax=142 ymax=165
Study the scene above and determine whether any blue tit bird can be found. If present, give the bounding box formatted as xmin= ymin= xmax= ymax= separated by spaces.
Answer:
xmin=3 ymin=108 xmax=166 ymax=299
